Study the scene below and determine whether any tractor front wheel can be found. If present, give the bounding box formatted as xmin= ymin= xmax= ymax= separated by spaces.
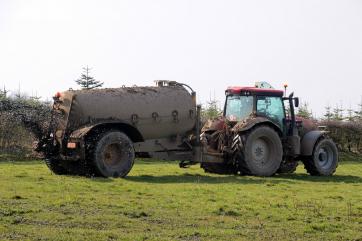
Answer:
xmin=303 ymin=138 xmax=338 ymax=176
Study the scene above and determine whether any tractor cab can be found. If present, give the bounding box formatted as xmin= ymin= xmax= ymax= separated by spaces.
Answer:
xmin=224 ymin=82 xmax=299 ymax=137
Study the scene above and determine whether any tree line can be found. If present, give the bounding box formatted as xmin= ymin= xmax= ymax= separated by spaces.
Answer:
xmin=296 ymin=101 xmax=362 ymax=153
xmin=0 ymin=67 xmax=361 ymax=158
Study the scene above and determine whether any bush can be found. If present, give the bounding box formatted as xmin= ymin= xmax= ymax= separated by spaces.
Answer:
xmin=319 ymin=120 xmax=362 ymax=153
xmin=0 ymin=96 xmax=51 ymax=159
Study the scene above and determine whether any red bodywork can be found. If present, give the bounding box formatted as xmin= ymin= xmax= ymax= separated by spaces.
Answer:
xmin=226 ymin=86 xmax=284 ymax=97
xmin=295 ymin=116 xmax=318 ymax=136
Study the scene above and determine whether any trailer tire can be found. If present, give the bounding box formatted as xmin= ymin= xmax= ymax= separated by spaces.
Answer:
xmin=45 ymin=158 xmax=68 ymax=175
xmin=303 ymin=138 xmax=338 ymax=176
xmin=61 ymin=160 xmax=89 ymax=176
xmin=90 ymin=131 xmax=135 ymax=178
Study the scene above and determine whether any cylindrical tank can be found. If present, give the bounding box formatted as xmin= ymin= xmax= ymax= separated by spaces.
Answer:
xmin=62 ymin=84 xmax=196 ymax=140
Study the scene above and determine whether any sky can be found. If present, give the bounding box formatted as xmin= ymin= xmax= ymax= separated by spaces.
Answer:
xmin=0 ymin=0 xmax=361 ymax=117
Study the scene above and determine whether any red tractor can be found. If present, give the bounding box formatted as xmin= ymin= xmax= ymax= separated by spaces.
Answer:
xmin=200 ymin=82 xmax=338 ymax=176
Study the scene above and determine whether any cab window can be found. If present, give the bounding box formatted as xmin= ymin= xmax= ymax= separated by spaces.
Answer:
xmin=256 ymin=96 xmax=285 ymax=127
xmin=224 ymin=95 xmax=253 ymax=121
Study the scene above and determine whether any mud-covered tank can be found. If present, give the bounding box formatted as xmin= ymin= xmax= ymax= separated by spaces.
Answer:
xmin=40 ymin=81 xmax=198 ymax=178
xmin=56 ymin=81 xmax=196 ymax=140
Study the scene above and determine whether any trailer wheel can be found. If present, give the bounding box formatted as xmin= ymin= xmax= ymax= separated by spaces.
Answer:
xmin=91 ymin=131 xmax=135 ymax=178
xmin=45 ymin=158 xmax=68 ymax=175
xmin=61 ymin=160 xmax=89 ymax=176
xmin=277 ymin=160 xmax=299 ymax=174
xmin=303 ymin=138 xmax=338 ymax=176
xmin=241 ymin=126 xmax=283 ymax=176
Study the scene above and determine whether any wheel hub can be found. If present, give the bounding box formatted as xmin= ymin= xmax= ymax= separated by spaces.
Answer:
xmin=317 ymin=146 xmax=332 ymax=168
xmin=252 ymin=138 xmax=269 ymax=164
xmin=103 ymin=143 xmax=124 ymax=167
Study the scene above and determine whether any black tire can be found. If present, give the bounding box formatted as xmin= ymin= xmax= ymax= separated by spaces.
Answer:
xmin=90 ymin=131 xmax=135 ymax=178
xmin=45 ymin=158 xmax=68 ymax=175
xmin=201 ymin=163 xmax=236 ymax=175
xmin=303 ymin=138 xmax=338 ymax=176
xmin=238 ymin=126 xmax=283 ymax=176
xmin=277 ymin=160 xmax=299 ymax=174
xmin=61 ymin=160 xmax=88 ymax=176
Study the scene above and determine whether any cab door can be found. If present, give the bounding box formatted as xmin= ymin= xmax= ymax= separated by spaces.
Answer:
xmin=256 ymin=96 xmax=286 ymax=133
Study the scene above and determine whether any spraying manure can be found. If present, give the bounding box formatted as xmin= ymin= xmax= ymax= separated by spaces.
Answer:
xmin=0 ymin=97 xmax=52 ymax=156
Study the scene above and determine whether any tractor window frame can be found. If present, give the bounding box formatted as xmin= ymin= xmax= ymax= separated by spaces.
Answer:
xmin=256 ymin=96 xmax=286 ymax=129
xmin=223 ymin=94 xmax=255 ymax=121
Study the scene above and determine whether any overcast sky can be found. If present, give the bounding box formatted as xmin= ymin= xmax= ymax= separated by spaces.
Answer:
xmin=0 ymin=0 xmax=361 ymax=117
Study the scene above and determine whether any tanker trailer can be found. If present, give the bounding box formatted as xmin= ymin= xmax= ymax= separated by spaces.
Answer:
xmin=37 ymin=81 xmax=200 ymax=177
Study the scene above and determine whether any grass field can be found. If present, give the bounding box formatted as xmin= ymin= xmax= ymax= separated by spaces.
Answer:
xmin=0 ymin=154 xmax=361 ymax=241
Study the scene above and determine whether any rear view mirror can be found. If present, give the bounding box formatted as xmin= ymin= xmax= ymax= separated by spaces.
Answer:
xmin=294 ymin=97 xmax=299 ymax=108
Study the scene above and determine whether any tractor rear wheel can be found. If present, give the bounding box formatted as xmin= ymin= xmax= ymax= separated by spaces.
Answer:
xmin=201 ymin=163 xmax=236 ymax=175
xmin=89 ymin=131 xmax=135 ymax=178
xmin=303 ymin=138 xmax=338 ymax=176
xmin=236 ymin=126 xmax=283 ymax=176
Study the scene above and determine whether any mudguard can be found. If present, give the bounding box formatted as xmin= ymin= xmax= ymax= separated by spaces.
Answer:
xmin=231 ymin=116 xmax=282 ymax=135
xmin=69 ymin=121 xmax=143 ymax=142
xmin=300 ymin=130 xmax=325 ymax=156
xmin=69 ymin=125 xmax=96 ymax=139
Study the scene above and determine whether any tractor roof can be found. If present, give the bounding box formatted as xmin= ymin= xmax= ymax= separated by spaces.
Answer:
xmin=226 ymin=86 xmax=284 ymax=97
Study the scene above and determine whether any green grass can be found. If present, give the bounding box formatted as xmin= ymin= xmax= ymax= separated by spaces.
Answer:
xmin=0 ymin=154 xmax=361 ymax=241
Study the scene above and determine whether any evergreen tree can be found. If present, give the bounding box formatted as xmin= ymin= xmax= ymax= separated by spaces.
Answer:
xmin=324 ymin=104 xmax=333 ymax=121
xmin=346 ymin=105 xmax=355 ymax=122
xmin=14 ymin=83 xmax=23 ymax=99
xmin=297 ymin=102 xmax=312 ymax=119
xmin=332 ymin=104 xmax=344 ymax=121
xmin=0 ymin=86 xmax=8 ymax=99
xmin=201 ymin=99 xmax=222 ymax=120
xmin=75 ymin=66 xmax=104 ymax=90
xmin=354 ymin=97 xmax=362 ymax=122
